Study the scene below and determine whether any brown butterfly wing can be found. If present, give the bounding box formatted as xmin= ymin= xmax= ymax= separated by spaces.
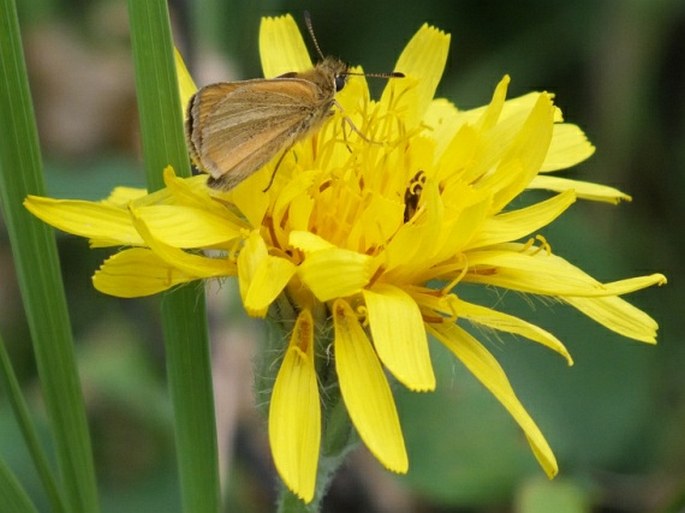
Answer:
xmin=187 ymin=79 xmax=331 ymax=188
xmin=186 ymin=82 xmax=245 ymax=167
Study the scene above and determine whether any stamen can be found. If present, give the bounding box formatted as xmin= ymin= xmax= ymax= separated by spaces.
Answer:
xmin=356 ymin=304 xmax=369 ymax=327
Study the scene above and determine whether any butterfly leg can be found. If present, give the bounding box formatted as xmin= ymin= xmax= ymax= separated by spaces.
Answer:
xmin=262 ymin=147 xmax=292 ymax=192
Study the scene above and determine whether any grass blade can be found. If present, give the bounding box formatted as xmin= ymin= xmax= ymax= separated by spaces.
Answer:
xmin=126 ymin=1 xmax=221 ymax=511
xmin=0 ymin=1 xmax=100 ymax=512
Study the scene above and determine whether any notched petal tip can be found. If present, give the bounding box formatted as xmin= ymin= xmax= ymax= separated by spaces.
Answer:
xmin=383 ymin=21 xmax=450 ymax=119
xmin=260 ymin=13 xmax=313 ymax=78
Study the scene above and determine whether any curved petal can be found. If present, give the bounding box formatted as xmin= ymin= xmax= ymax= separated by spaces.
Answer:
xmin=260 ymin=14 xmax=313 ymax=78
xmin=466 ymin=246 xmax=610 ymax=296
xmin=564 ymin=292 xmax=663 ymax=343
xmin=269 ymin=309 xmax=321 ymax=503
xmin=237 ymin=231 xmax=296 ymax=317
xmin=381 ymin=23 xmax=450 ymax=121
xmin=93 ymin=248 xmax=196 ymax=297
xmin=130 ymin=207 xmax=232 ymax=278
xmin=479 ymin=93 xmax=555 ymax=212
xmin=24 ymin=195 xmax=141 ymax=247
xmin=466 ymin=246 xmax=665 ymax=298
xmin=161 ymin=167 xmax=244 ymax=221
xmin=466 ymin=190 xmax=576 ymax=249
xmin=541 ymin=123 xmax=595 ymax=172
xmin=333 ymin=299 xmax=408 ymax=473
xmin=454 ymin=298 xmax=573 ymax=364
xmin=136 ymin=205 xmax=242 ymax=248
xmin=298 ymin=248 xmax=377 ymax=302
xmin=428 ymin=321 xmax=558 ymax=478
xmin=363 ymin=284 xmax=435 ymax=391
xmin=527 ymin=175 xmax=632 ymax=204
xmin=244 ymin=255 xmax=297 ymax=317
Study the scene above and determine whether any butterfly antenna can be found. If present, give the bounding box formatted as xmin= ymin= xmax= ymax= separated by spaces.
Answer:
xmin=304 ymin=11 xmax=326 ymax=61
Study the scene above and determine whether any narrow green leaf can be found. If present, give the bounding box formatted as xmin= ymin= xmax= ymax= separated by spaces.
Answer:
xmin=0 ymin=458 xmax=39 ymax=513
xmin=0 ymin=2 xmax=100 ymax=512
xmin=126 ymin=2 xmax=221 ymax=512
xmin=0 ymin=334 xmax=67 ymax=513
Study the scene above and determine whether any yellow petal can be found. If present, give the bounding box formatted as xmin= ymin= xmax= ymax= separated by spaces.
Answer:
xmin=237 ymin=231 xmax=296 ymax=317
xmin=601 ymin=274 xmax=668 ymax=296
xmin=423 ymin=98 xmax=460 ymax=157
xmin=458 ymin=88 xmax=562 ymax=130
xmin=297 ymin=248 xmax=376 ymax=302
xmin=161 ymin=167 xmax=244 ymax=222
xmin=174 ymin=48 xmax=197 ymax=116
xmin=269 ymin=309 xmax=321 ymax=503
xmin=244 ymin=256 xmax=297 ymax=317
xmin=222 ymin=180 xmax=271 ymax=229
xmin=237 ymin=232 xmax=267 ymax=301
xmin=466 ymin=247 xmax=610 ymax=297
xmin=431 ymin=186 xmax=492 ymax=261
xmin=476 ymin=75 xmax=510 ymax=132
xmin=454 ymin=298 xmax=573 ymax=364
xmin=383 ymin=224 xmax=429 ymax=274
xmin=25 ymin=195 xmax=142 ymax=247
xmin=466 ymin=246 xmax=663 ymax=298
xmin=382 ymin=23 xmax=450 ymax=120
xmin=289 ymin=230 xmax=335 ymax=252
xmin=541 ymin=123 xmax=595 ymax=172
xmin=362 ymin=284 xmax=435 ymax=391
xmin=481 ymin=93 xmax=555 ymax=212
xmin=434 ymin=123 xmax=479 ymax=183
xmin=135 ymin=205 xmax=242 ymax=248
xmin=130 ymin=207 xmax=232 ymax=278
xmin=428 ymin=321 xmax=558 ymax=478
xmin=564 ymin=291 xmax=664 ymax=343
xmin=527 ymin=175 xmax=632 ymax=204
xmin=333 ymin=299 xmax=408 ymax=473
xmin=260 ymin=14 xmax=313 ymax=78
xmin=93 ymin=248 xmax=197 ymax=297
xmin=466 ymin=190 xmax=576 ymax=249
xmin=102 ymin=186 xmax=147 ymax=207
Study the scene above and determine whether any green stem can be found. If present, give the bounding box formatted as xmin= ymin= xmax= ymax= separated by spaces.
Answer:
xmin=0 ymin=1 xmax=100 ymax=512
xmin=126 ymin=1 xmax=220 ymax=512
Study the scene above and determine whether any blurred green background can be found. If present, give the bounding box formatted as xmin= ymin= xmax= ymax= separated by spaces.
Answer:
xmin=2 ymin=0 xmax=683 ymax=512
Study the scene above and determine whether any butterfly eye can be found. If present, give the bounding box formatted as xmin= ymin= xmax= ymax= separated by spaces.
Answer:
xmin=334 ymin=75 xmax=346 ymax=92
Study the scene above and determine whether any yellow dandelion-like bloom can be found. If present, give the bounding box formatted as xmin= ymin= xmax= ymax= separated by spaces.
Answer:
xmin=25 ymin=14 xmax=666 ymax=504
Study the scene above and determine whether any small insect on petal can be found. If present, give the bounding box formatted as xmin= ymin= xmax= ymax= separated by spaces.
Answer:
xmin=185 ymin=14 xmax=403 ymax=192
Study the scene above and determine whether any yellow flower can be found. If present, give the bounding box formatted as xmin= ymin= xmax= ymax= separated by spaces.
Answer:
xmin=25 ymin=14 xmax=666 ymax=504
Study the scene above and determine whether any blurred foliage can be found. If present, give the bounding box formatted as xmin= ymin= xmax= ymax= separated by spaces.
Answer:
xmin=2 ymin=0 xmax=684 ymax=512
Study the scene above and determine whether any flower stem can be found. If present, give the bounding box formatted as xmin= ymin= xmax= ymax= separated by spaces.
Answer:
xmin=126 ymin=1 xmax=220 ymax=511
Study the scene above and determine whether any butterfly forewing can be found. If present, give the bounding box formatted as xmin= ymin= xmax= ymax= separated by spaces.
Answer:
xmin=189 ymin=78 xmax=330 ymax=183
xmin=181 ymin=52 xmax=402 ymax=192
